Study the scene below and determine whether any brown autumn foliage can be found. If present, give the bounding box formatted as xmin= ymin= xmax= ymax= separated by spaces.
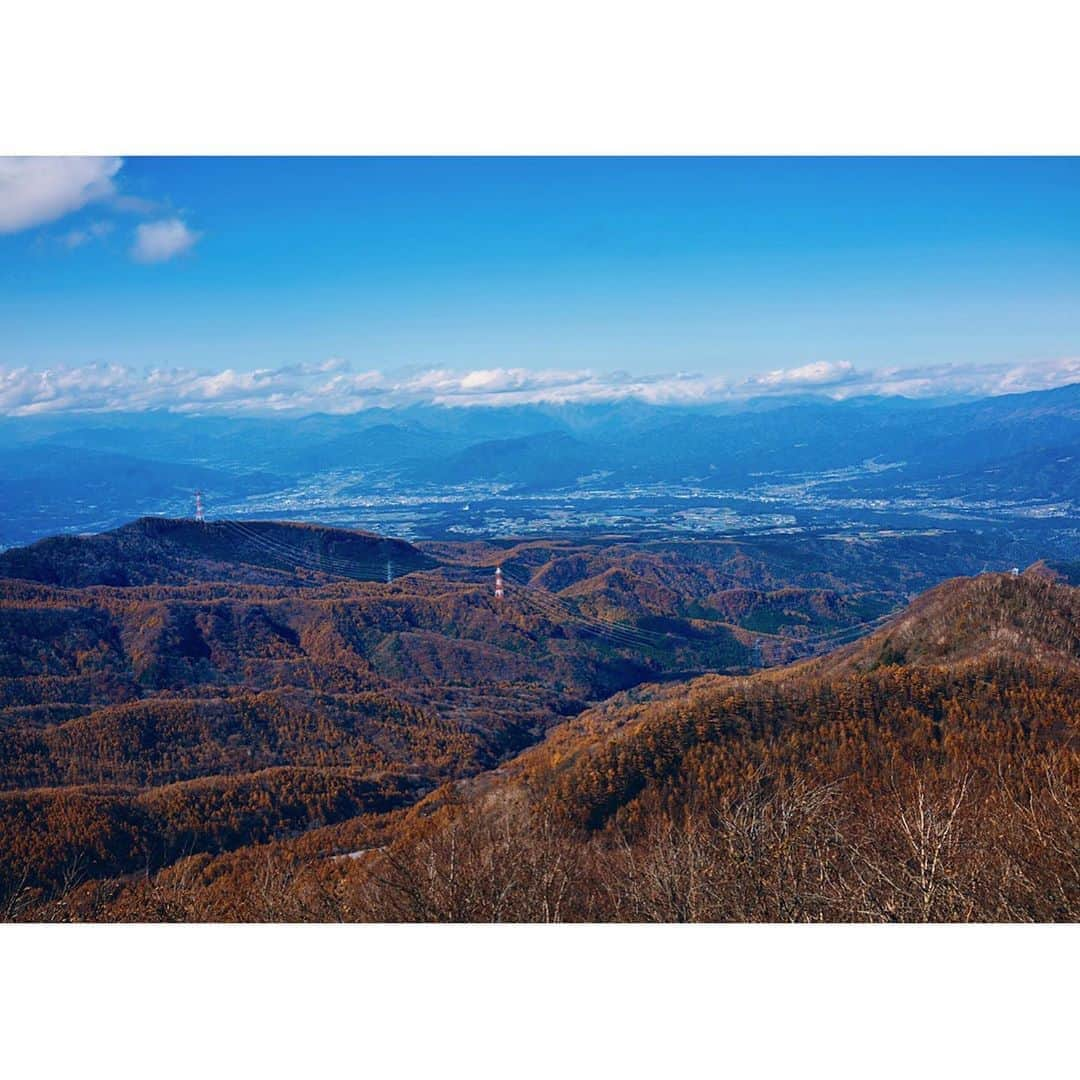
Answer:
xmin=2 ymin=522 xmax=909 ymax=907
xmin=1 ymin=532 xmax=1077 ymax=923
xmin=325 ymin=574 xmax=1079 ymax=923
xmin=60 ymin=750 xmax=1076 ymax=923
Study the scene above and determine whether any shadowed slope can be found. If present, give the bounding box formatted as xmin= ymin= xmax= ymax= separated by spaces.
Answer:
xmin=0 ymin=517 xmax=437 ymax=587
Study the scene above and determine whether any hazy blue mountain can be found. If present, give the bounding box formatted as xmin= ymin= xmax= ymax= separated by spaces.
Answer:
xmin=2 ymin=383 xmax=1077 ymax=547
xmin=0 ymin=445 xmax=282 ymax=549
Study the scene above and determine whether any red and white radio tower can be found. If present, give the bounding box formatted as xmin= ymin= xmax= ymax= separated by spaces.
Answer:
xmin=494 ymin=565 xmax=504 ymax=600
xmin=194 ymin=490 xmax=205 ymax=523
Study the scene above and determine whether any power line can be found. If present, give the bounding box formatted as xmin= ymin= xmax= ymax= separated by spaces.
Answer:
xmin=498 ymin=564 xmax=667 ymax=642
xmin=208 ymin=517 xmax=899 ymax=659
xmin=214 ymin=521 xmax=664 ymax=650
xmin=505 ymin=581 xmax=658 ymax=649
xmin=460 ymin=562 xmax=652 ymax=649
xmin=220 ymin=520 xmax=395 ymax=581
xmin=499 ymin=568 xmax=653 ymax=642
xmin=217 ymin=520 xmax=386 ymax=583
xmin=783 ymin=609 xmax=903 ymax=657
xmin=497 ymin=568 xmax=663 ymax=649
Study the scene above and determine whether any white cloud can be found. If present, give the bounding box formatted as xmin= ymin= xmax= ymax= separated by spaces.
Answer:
xmin=131 ymin=218 xmax=200 ymax=263
xmin=0 ymin=157 xmax=122 ymax=234
xmin=747 ymin=359 xmax=858 ymax=390
xmin=61 ymin=220 xmax=114 ymax=249
xmin=0 ymin=357 xmax=1076 ymax=417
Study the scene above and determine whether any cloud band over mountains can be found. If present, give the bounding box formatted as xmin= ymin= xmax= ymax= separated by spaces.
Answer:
xmin=0 ymin=356 xmax=1077 ymax=417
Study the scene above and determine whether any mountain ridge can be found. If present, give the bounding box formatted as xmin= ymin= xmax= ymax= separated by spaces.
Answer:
xmin=2 ymin=535 xmax=1077 ymax=921
xmin=0 ymin=516 xmax=437 ymax=587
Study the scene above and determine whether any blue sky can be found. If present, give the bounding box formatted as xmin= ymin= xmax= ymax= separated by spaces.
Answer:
xmin=1 ymin=157 xmax=1079 ymax=413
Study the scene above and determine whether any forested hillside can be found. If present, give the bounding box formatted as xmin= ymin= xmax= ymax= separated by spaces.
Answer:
xmin=2 ymin=543 xmax=1076 ymax=922
xmin=331 ymin=571 xmax=1076 ymax=922
xmin=0 ymin=516 xmax=436 ymax=587
xmin=5 ymin=520 xmax=859 ymax=912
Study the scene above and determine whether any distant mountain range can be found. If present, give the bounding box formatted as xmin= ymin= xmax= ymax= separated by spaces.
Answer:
xmin=2 ymin=382 xmax=1077 ymax=545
